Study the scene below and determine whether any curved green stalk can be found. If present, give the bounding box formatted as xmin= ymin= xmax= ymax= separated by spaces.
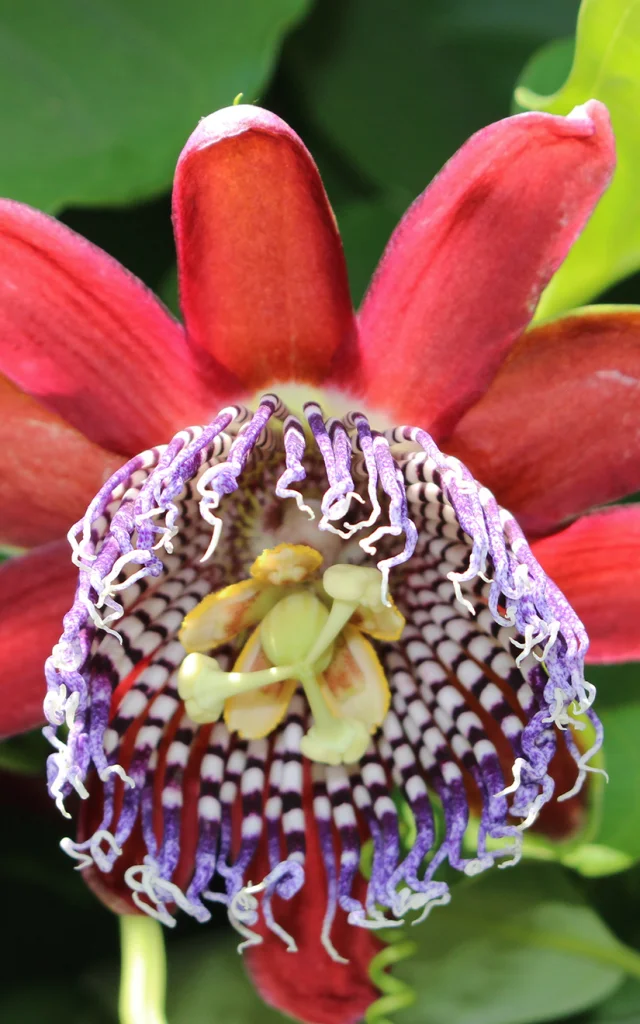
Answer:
xmin=119 ymin=915 xmax=168 ymax=1024
xmin=365 ymin=932 xmax=418 ymax=1024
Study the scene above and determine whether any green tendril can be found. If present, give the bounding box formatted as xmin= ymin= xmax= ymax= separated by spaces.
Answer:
xmin=365 ymin=931 xmax=418 ymax=1024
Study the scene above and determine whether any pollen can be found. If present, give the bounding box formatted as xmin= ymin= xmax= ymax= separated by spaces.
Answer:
xmin=250 ymin=542 xmax=323 ymax=585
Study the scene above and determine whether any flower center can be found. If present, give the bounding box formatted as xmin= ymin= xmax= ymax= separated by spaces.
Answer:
xmin=45 ymin=389 xmax=600 ymax=951
xmin=177 ymin=544 xmax=405 ymax=766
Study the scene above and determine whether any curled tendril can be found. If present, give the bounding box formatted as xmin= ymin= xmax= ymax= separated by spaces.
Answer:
xmin=365 ymin=931 xmax=419 ymax=1024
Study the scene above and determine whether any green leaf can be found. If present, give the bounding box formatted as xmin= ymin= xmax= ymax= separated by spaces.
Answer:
xmin=167 ymin=936 xmax=288 ymax=1024
xmin=0 ymin=986 xmax=109 ymax=1024
xmin=584 ymin=977 xmax=640 ymax=1022
xmin=0 ymin=729 xmax=47 ymax=775
xmin=0 ymin=0 xmax=310 ymax=213
xmin=513 ymin=37 xmax=575 ymax=104
xmin=393 ymin=864 xmax=632 ymax=1024
xmin=587 ymin=664 xmax=640 ymax=862
xmin=286 ymin=0 xmax=581 ymax=203
xmin=158 ymin=263 xmax=179 ymax=316
xmin=515 ymin=0 xmax=640 ymax=318
xmin=335 ymin=196 xmax=406 ymax=304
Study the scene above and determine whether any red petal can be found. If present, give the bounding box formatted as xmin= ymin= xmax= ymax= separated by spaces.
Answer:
xmin=0 ymin=199 xmax=227 ymax=455
xmin=446 ymin=308 xmax=640 ymax=536
xmin=0 ymin=374 xmax=122 ymax=547
xmin=0 ymin=541 xmax=76 ymax=738
xmin=245 ymin=789 xmax=381 ymax=1023
xmin=356 ymin=101 xmax=615 ymax=437
xmin=173 ymin=105 xmax=356 ymax=391
xmin=532 ymin=506 xmax=640 ymax=664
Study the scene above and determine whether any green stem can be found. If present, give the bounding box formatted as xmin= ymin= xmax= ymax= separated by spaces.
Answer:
xmin=119 ymin=915 xmax=168 ymax=1024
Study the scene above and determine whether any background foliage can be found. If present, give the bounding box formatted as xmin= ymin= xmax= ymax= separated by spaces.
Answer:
xmin=2 ymin=0 xmax=640 ymax=1022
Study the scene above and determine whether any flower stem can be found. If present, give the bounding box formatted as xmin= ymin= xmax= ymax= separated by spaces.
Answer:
xmin=119 ymin=914 xmax=168 ymax=1024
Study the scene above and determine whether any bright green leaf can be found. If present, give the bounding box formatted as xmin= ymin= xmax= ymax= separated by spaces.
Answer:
xmin=515 ymin=0 xmax=640 ymax=318
xmin=393 ymin=864 xmax=632 ymax=1024
xmin=0 ymin=0 xmax=310 ymax=212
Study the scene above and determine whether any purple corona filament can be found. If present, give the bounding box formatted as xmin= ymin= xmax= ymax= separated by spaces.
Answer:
xmin=45 ymin=393 xmax=602 ymax=960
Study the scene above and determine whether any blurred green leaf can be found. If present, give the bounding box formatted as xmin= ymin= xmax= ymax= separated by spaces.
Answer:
xmin=514 ymin=664 xmax=640 ymax=872
xmin=393 ymin=864 xmax=630 ymax=1024
xmin=513 ymin=37 xmax=575 ymax=105
xmin=516 ymin=0 xmax=640 ymax=318
xmin=586 ymin=664 xmax=640 ymax=862
xmin=0 ymin=0 xmax=310 ymax=212
xmin=0 ymin=728 xmax=47 ymax=774
xmin=0 ymin=985 xmax=109 ymax=1024
xmin=167 ymin=936 xmax=288 ymax=1024
xmin=287 ymin=0 xmax=580 ymax=202
xmin=0 ymin=544 xmax=22 ymax=563
xmin=285 ymin=0 xmax=580 ymax=304
xmin=334 ymin=196 xmax=405 ymax=303
xmin=582 ymin=977 xmax=640 ymax=1022
xmin=159 ymin=263 xmax=179 ymax=316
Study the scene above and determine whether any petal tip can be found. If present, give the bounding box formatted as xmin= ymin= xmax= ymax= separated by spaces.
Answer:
xmin=178 ymin=104 xmax=298 ymax=162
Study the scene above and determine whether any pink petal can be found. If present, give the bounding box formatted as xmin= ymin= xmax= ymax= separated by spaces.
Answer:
xmin=446 ymin=308 xmax=640 ymax=536
xmin=0 ymin=541 xmax=76 ymax=738
xmin=532 ymin=506 xmax=640 ymax=664
xmin=173 ymin=104 xmax=356 ymax=391
xmin=0 ymin=374 xmax=122 ymax=547
xmin=356 ymin=101 xmax=615 ymax=437
xmin=0 ymin=199 xmax=229 ymax=455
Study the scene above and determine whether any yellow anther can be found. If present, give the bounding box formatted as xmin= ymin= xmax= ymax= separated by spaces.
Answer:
xmin=250 ymin=543 xmax=323 ymax=586
xmin=179 ymin=579 xmax=283 ymax=654
xmin=351 ymin=602 xmax=405 ymax=643
xmin=321 ymin=626 xmax=391 ymax=734
xmin=225 ymin=627 xmax=297 ymax=740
